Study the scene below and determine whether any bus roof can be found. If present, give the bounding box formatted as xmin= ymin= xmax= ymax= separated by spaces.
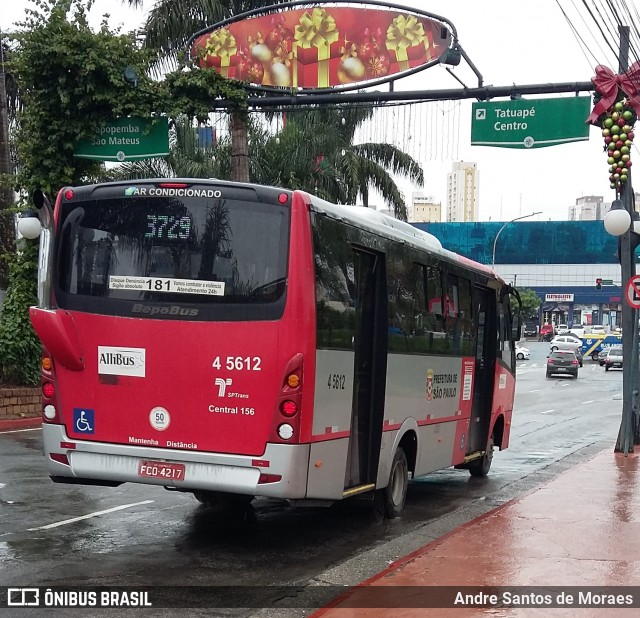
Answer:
xmin=306 ymin=196 xmax=504 ymax=284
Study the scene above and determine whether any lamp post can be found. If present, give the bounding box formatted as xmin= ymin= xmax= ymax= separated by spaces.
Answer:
xmin=492 ymin=211 xmax=543 ymax=268
xmin=602 ymin=24 xmax=640 ymax=454
xmin=604 ymin=199 xmax=640 ymax=453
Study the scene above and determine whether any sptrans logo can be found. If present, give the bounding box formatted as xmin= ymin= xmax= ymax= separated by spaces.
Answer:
xmin=124 ymin=187 xmax=138 ymax=196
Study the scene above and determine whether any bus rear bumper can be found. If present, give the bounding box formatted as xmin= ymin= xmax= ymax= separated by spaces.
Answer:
xmin=42 ymin=423 xmax=310 ymax=499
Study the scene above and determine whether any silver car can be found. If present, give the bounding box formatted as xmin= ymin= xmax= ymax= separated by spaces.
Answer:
xmin=549 ymin=335 xmax=584 ymax=367
xmin=604 ymin=346 xmax=623 ymax=371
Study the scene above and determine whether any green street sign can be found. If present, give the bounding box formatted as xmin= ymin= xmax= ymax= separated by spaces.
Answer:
xmin=471 ymin=97 xmax=591 ymax=149
xmin=74 ymin=117 xmax=169 ymax=161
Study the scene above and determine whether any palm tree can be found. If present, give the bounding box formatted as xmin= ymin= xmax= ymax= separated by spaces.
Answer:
xmin=251 ymin=106 xmax=424 ymax=220
xmin=123 ymin=0 xmax=286 ymax=182
xmin=105 ymin=115 xmax=222 ymax=180
xmin=112 ymin=108 xmax=423 ymax=219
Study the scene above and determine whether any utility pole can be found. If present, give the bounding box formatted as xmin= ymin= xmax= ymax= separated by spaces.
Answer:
xmin=613 ymin=25 xmax=639 ymax=453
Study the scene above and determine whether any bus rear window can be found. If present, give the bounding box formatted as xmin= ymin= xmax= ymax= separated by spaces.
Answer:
xmin=55 ymin=195 xmax=290 ymax=319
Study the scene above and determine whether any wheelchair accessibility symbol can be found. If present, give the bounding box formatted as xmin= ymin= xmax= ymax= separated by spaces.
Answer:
xmin=73 ymin=408 xmax=95 ymax=434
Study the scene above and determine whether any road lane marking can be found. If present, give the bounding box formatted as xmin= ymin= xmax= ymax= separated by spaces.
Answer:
xmin=27 ymin=500 xmax=154 ymax=530
xmin=0 ymin=428 xmax=42 ymax=435
xmin=541 ymin=409 xmax=555 ymax=414
xmin=528 ymin=389 xmax=541 ymax=393
xmin=582 ymin=400 xmax=595 ymax=404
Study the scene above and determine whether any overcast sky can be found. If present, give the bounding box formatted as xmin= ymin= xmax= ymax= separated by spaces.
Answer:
xmin=2 ymin=0 xmax=631 ymax=221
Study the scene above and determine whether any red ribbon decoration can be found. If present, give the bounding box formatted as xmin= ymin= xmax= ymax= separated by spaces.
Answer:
xmin=586 ymin=62 xmax=640 ymax=124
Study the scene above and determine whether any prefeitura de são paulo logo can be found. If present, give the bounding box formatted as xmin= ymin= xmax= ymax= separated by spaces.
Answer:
xmin=426 ymin=369 xmax=434 ymax=401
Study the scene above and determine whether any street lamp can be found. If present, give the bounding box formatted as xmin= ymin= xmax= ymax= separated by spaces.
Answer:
xmin=492 ymin=211 xmax=543 ymax=268
xmin=603 ymin=196 xmax=640 ymax=453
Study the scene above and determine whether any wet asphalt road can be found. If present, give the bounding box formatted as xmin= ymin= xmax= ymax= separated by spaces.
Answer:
xmin=0 ymin=340 xmax=624 ymax=616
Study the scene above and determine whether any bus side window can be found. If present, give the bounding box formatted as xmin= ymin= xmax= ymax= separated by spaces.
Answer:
xmin=387 ymin=252 xmax=411 ymax=352
xmin=444 ymin=273 xmax=460 ymax=355
xmin=457 ymin=277 xmax=475 ymax=355
xmin=313 ymin=216 xmax=356 ymax=350
xmin=496 ymin=303 xmax=515 ymax=371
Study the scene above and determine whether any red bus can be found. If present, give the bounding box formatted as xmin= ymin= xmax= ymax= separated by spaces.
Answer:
xmin=27 ymin=179 xmax=521 ymax=518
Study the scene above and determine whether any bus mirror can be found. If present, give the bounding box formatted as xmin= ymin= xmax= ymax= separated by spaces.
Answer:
xmin=512 ymin=315 xmax=522 ymax=342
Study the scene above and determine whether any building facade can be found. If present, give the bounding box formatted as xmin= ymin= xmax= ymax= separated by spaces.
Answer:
xmin=410 ymin=192 xmax=442 ymax=223
xmin=446 ymin=161 xmax=479 ymax=222
xmin=413 ymin=220 xmax=631 ymax=329
xmin=568 ymin=195 xmax=606 ymax=221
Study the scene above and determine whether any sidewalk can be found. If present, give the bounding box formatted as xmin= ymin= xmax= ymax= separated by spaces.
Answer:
xmin=0 ymin=415 xmax=40 ymax=431
xmin=312 ymin=448 xmax=640 ymax=617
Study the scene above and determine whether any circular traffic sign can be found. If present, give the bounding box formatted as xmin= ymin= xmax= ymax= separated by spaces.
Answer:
xmin=625 ymin=275 xmax=640 ymax=308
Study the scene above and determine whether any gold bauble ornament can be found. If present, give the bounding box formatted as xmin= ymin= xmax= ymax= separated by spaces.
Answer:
xmin=271 ymin=61 xmax=291 ymax=87
xmin=337 ymin=57 xmax=365 ymax=83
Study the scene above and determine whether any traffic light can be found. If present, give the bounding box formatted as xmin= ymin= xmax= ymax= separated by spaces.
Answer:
xmin=596 ymin=278 xmax=602 ymax=290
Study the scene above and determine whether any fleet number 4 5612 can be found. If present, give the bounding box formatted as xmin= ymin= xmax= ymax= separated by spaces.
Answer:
xmin=212 ymin=356 xmax=262 ymax=371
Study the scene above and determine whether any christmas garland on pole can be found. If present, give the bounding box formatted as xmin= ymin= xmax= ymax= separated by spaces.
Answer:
xmin=586 ymin=63 xmax=640 ymax=193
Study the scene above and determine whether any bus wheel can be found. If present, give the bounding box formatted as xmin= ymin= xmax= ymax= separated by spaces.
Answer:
xmin=468 ymin=434 xmax=494 ymax=477
xmin=382 ymin=447 xmax=408 ymax=518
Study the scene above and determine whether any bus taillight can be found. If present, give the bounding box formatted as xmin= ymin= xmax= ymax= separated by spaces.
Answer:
xmin=41 ymin=349 xmax=60 ymax=423
xmin=280 ymin=400 xmax=298 ymax=417
xmin=63 ymin=189 xmax=74 ymax=200
xmin=277 ymin=424 xmax=295 ymax=440
xmin=42 ymin=382 xmax=55 ymax=398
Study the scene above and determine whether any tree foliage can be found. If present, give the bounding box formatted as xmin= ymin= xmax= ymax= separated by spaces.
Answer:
xmin=10 ymin=0 xmax=246 ymax=196
xmin=0 ymin=241 xmax=40 ymax=385
xmin=0 ymin=0 xmax=246 ymax=384
xmin=513 ymin=287 xmax=541 ymax=320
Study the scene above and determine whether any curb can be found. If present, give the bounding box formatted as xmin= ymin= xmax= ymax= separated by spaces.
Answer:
xmin=0 ymin=416 xmax=41 ymax=431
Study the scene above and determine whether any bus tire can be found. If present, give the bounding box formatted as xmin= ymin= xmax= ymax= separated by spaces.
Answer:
xmin=469 ymin=434 xmax=494 ymax=477
xmin=382 ymin=447 xmax=408 ymax=519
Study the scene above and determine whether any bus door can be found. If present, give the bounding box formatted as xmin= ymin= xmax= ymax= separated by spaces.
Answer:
xmin=344 ymin=248 xmax=386 ymax=491
xmin=468 ymin=285 xmax=496 ymax=453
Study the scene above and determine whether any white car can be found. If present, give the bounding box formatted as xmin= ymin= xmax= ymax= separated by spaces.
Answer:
xmin=569 ymin=327 xmax=585 ymax=339
xmin=590 ymin=325 xmax=607 ymax=335
xmin=556 ymin=324 xmax=569 ymax=335
xmin=549 ymin=335 xmax=583 ymax=366
xmin=515 ymin=344 xmax=530 ymax=360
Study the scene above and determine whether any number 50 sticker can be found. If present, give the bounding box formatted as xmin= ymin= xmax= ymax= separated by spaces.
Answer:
xmin=149 ymin=406 xmax=170 ymax=431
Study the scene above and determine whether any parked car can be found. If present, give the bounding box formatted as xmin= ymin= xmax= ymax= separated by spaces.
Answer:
xmin=549 ymin=335 xmax=583 ymax=366
xmin=556 ymin=324 xmax=569 ymax=335
xmin=523 ymin=323 xmax=537 ymax=338
xmin=539 ymin=323 xmax=554 ymax=337
xmin=598 ymin=348 xmax=610 ymax=366
xmin=515 ymin=344 xmax=530 ymax=360
xmin=604 ymin=345 xmax=623 ymax=371
xmin=569 ymin=327 xmax=585 ymax=339
xmin=590 ymin=325 xmax=607 ymax=335
xmin=546 ymin=350 xmax=580 ymax=379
